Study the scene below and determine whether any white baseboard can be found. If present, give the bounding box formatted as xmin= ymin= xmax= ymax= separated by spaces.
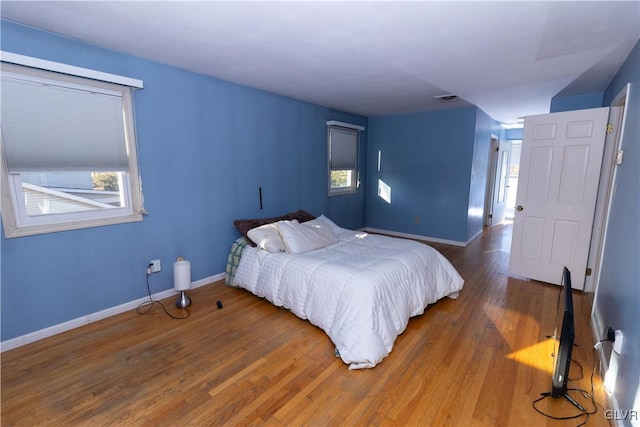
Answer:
xmin=0 ymin=273 xmax=224 ymax=352
xmin=591 ymin=313 xmax=623 ymax=427
xmin=466 ymin=228 xmax=483 ymax=246
xmin=363 ymin=227 xmax=468 ymax=247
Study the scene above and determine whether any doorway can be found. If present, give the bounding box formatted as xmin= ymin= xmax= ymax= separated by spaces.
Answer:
xmin=586 ymin=83 xmax=630 ymax=294
xmin=505 ymin=141 xmax=521 ymax=220
xmin=485 ymin=136 xmax=521 ymax=227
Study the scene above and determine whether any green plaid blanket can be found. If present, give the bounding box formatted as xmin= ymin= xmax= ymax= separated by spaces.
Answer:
xmin=225 ymin=236 xmax=250 ymax=286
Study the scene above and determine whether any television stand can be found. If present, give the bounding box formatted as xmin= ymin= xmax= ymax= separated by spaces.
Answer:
xmin=533 ymin=390 xmax=589 ymax=421
xmin=557 ymin=392 xmax=586 ymax=413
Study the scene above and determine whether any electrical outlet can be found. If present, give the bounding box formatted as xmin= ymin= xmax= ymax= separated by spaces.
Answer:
xmin=606 ymin=326 xmax=616 ymax=342
xmin=150 ymin=259 xmax=161 ymax=273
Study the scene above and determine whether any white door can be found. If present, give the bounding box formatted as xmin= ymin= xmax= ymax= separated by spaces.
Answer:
xmin=508 ymin=107 xmax=609 ymax=289
xmin=491 ymin=140 xmax=512 ymax=225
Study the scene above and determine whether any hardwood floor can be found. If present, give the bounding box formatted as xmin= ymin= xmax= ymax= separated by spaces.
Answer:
xmin=1 ymin=223 xmax=611 ymax=426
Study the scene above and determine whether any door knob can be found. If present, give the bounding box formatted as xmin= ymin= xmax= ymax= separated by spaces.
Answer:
xmin=516 ymin=205 xmax=524 ymax=211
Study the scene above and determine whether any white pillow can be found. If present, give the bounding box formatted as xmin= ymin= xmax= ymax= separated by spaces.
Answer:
xmin=306 ymin=214 xmax=344 ymax=235
xmin=278 ymin=219 xmax=338 ymax=254
xmin=247 ymin=220 xmax=297 ymax=253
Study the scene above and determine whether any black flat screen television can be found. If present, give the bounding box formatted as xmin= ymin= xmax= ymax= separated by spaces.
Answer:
xmin=551 ymin=266 xmax=574 ymax=398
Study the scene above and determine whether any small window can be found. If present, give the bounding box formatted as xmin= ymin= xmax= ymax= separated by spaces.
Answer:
xmin=328 ymin=125 xmax=360 ymax=195
xmin=0 ymin=61 xmax=144 ymax=237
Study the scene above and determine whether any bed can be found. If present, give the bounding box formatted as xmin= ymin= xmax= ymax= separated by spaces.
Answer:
xmin=225 ymin=211 xmax=464 ymax=369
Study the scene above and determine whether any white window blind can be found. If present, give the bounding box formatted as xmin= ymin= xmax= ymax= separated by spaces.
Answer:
xmin=1 ymin=72 xmax=129 ymax=172
xmin=0 ymin=59 xmax=144 ymax=238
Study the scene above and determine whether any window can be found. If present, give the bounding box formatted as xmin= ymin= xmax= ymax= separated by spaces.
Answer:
xmin=327 ymin=121 xmax=364 ymax=195
xmin=0 ymin=58 xmax=144 ymax=237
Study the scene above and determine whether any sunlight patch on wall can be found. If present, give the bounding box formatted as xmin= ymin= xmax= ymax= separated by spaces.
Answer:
xmin=604 ymin=351 xmax=620 ymax=396
xmin=378 ymin=179 xmax=391 ymax=204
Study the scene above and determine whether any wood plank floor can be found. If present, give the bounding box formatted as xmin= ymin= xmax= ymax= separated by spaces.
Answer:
xmin=1 ymin=223 xmax=611 ymax=426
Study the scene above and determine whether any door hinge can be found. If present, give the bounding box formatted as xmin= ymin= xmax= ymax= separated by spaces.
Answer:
xmin=615 ymin=150 xmax=624 ymax=165
xmin=606 ymin=123 xmax=614 ymax=134
xmin=586 ymin=267 xmax=593 ymax=276
xmin=495 ymin=146 xmax=499 ymax=152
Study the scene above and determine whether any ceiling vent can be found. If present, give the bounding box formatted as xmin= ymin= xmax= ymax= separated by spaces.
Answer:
xmin=434 ymin=94 xmax=459 ymax=103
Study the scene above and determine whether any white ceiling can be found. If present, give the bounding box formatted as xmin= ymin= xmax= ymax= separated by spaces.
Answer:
xmin=2 ymin=1 xmax=639 ymax=125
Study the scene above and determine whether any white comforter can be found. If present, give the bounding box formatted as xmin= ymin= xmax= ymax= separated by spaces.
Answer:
xmin=233 ymin=230 xmax=464 ymax=369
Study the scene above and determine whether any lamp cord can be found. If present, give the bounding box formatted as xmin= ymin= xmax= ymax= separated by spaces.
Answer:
xmin=137 ymin=270 xmax=190 ymax=319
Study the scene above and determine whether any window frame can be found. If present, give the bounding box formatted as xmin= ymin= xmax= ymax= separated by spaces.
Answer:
xmin=0 ymin=57 xmax=145 ymax=238
xmin=327 ymin=121 xmax=364 ymax=196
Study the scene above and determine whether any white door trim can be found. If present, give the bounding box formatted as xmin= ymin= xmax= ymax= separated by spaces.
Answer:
xmin=586 ymin=83 xmax=631 ymax=294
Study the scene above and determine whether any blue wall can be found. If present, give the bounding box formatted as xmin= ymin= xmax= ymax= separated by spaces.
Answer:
xmin=0 ymin=21 xmax=367 ymax=341
xmin=1 ymin=19 xmax=504 ymax=343
xmin=550 ymin=92 xmax=604 ymax=113
xmin=596 ymin=39 xmax=640 ymax=419
xmin=505 ymin=128 xmax=523 ymax=140
xmin=365 ymin=107 xmax=499 ymax=243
